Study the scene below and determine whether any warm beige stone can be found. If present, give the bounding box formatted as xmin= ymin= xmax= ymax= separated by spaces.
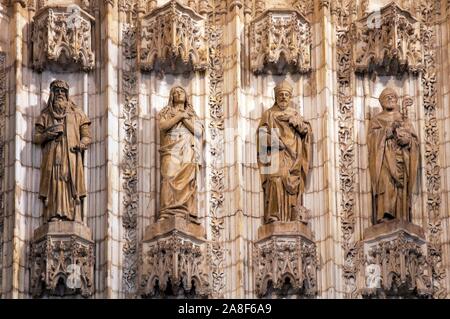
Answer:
xmin=257 ymin=80 xmax=312 ymax=224
xmin=158 ymin=86 xmax=204 ymax=223
xmin=363 ymin=219 xmax=425 ymax=241
xmin=143 ymin=215 xmax=205 ymax=241
xmin=34 ymin=80 xmax=92 ymax=223
xmin=368 ymin=88 xmax=419 ymax=224
xmin=30 ymin=221 xmax=94 ymax=298
xmin=257 ymin=221 xmax=313 ymax=241
xmin=33 ymin=220 xmax=93 ymax=242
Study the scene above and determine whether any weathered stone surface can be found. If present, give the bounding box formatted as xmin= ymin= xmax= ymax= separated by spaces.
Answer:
xmin=30 ymin=221 xmax=94 ymax=298
xmin=254 ymin=221 xmax=317 ymax=298
xmin=358 ymin=221 xmax=432 ymax=299
xmin=140 ymin=216 xmax=209 ymax=298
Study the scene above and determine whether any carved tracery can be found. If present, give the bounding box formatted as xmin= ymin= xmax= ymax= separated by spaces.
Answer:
xmin=353 ymin=2 xmax=423 ymax=75
xmin=139 ymin=0 xmax=207 ymax=75
xmin=31 ymin=5 xmax=95 ymax=72
xmin=249 ymin=9 xmax=311 ymax=74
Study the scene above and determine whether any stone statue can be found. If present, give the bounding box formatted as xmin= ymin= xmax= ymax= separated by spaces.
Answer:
xmin=257 ymin=80 xmax=312 ymax=224
xmin=158 ymin=86 xmax=204 ymax=223
xmin=368 ymin=87 xmax=419 ymax=224
xmin=34 ymin=80 xmax=92 ymax=223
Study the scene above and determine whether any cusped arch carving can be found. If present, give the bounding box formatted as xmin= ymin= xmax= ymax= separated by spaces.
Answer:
xmin=352 ymin=2 xmax=423 ymax=75
xmin=249 ymin=9 xmax=311 ymax=75
xmin=31 ymin=5 xmax=95 ymax=72
xmin=139 ymin=0 xmax=207 ymax=75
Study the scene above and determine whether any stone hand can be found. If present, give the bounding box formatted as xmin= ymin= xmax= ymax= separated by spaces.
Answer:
xmin=44 ymin=130 xmax=60 ymax=140
xmin=177 ymin=112 xmax=190 ymax=121
xmin=396 ymin=128 xmax=411 ymax=146
xmin=70 ymin=143 xmax=88 ymax=153
xmin=402 ymin=96 xmax=413 ymax=109
xmin=386 ymin=127 xmax=395 ymax=139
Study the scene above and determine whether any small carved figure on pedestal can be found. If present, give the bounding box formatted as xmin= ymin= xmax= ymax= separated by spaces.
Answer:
xmin=158 ymin=86 xmax=204 ymax=223
xmin=34 ymin=80 xmax=92 ymax=223
xmin=368 ymin=88 xmax=419 ymax=224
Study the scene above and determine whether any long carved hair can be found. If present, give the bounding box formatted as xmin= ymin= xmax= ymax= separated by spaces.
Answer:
xmin=166 ymin=86 xmax=195 ymax=116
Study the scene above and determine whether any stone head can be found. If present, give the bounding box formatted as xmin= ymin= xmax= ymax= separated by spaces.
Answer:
xmin=379 ymin=87 xmax=399 ymax=112
xmin=50 ymin=80 xmax=70 ymax=105
xmin=170 ymin=86 xmax=187 ymax=105
xmin=274 ymin=81 xmax=293 ymax=110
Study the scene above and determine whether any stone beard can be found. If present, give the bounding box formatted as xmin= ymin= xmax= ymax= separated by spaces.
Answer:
xmin=257 ymin=81 xmax=312 ymax=224
xmin=158 ymin=86 xmax=204 ymax=222
xmin=368 ymin=88 xmax=419 ymax=224
xmin=34 ymin=80 xmax=92 ymax=223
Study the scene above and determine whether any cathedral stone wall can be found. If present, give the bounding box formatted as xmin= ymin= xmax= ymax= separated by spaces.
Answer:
xmin=0 ymin=0 xmax=449 ymax=299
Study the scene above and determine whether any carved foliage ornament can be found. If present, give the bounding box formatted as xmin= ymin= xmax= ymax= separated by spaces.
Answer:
xmin=333 ymin=0 xmax=358 ymax=298
xmin=122 ymin=24 xmax=139 ymax=295
xmin=254 ymin=237 xmax=318 ymax=298
xmin=353 ymin=2 xmax=423 ymax=75
xmin=140 ymin=0 xmax=208 ymax=74
xmin=0 ymin=52 xmax=5 ymax=293
xmin=250 ymin=9 xmax=311 ymax=74
xmin=140 ymin=235 xmax=210 ymax=297
xmin=30 ymin=237 xmax=94 ymax=298
xmin=31 ymin=6 xmax=95 ymax=72
xmin=206 ymin=25 xmax=226 ymax=297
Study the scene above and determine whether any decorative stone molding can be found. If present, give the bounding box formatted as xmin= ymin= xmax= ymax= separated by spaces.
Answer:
xmin=249 ymin=9 xmax=311 ymax=74
xmin=292 ymin=0 xmax=314 ymax=17
xmin=139 ymin=0 xmax=208 ymax=75
xmin=31 ymin=5 xmax=95 ymax=72
xmin=358 ymin=220 xmax=432 ymax=299
xmin=254 ymin=222 xmax=318 ymax=298
xmin=121 ymin=23 xmax=139 ymax=295
xmin=352 ymin=2 xmax=423 ymax=75
xmin=418 ymin=0 xmax=446 ymax=299
xmin=333 ymin=0 xmax=358 ymax=298
xmin=205 ymin=1 xmax=226 ymax=296
xmin=140 ymin=217 xmax=209 ymax=298
xmin=0 ymin=52 xmax=5 ymax=294
xmin=30 ymin=222 xmax=95 ymax=298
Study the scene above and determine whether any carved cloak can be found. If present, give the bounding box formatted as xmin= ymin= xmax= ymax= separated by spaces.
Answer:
xmin=257 ymin=104 xmax=312 ymax=222
xmin=35 ymin=102 xmax=91 ymax=214
xmin=368 ymin=111 xmax=419 ymax=222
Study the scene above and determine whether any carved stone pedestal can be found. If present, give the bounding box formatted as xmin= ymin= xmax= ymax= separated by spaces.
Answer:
xmin=253 ymin=222 xmax=318 ymax=298
xmin=358 ymin=220 xmax=433 ymax=299
xmin=139 ymin=216 xmax=209 ymax=298
xmin=30 ymin=221 xmax=95 ymax=298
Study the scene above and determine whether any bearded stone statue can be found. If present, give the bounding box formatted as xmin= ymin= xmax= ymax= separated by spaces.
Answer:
xmin=34 ymin=80 xmax=92 ymax=223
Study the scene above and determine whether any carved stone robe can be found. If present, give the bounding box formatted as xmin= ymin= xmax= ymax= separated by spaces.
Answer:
xmin=368 ymin=110 xmax=419 ymax=223
xmin=159 ymin=105 xmax=204 ymax=221
xmin=34 ymin=102 xmax=91 ymax=222
xmin=257 ymin=104 xmax=312 ymax=223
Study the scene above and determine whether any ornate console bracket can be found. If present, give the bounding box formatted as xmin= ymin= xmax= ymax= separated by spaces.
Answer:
xmin=352 ymin=2 xmax=423 ymax=75
xmin=254 ymin=222 xmax=318 ymax=298
xmin=140 ymin=0 xmax=208 ymax=75
xmin=249 ymin=9 xmax=311 ymax=75
xmin=31 ymin=5 xmax=95 ymax=72
xmin=139 ymin=216 xmax=210 ymax=298
xmin=30 ymin=221 xmax=95 ymax=298
xmin=357 ymin=220 xmax=433 ymax=299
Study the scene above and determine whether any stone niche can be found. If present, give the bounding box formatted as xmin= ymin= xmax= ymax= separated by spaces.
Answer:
xmin=253 ymin=222 xmax=318 ymax=298
xmin=139 ymin=216 xmax=210 ymax=298
xmin=352 ymin=2 xmax=423 ymax=75
xmin=139 ymin=0 xmax=208 ymax=75
xmin=30 ymin=221 xmax=95 ymax=298
xmin=249 ymin=9 xmax=311 ymax=75
xmin=31 ymin=5 xmax=95 ymax=72
xmin=357 ymin=220 xmax=433 ymax=299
